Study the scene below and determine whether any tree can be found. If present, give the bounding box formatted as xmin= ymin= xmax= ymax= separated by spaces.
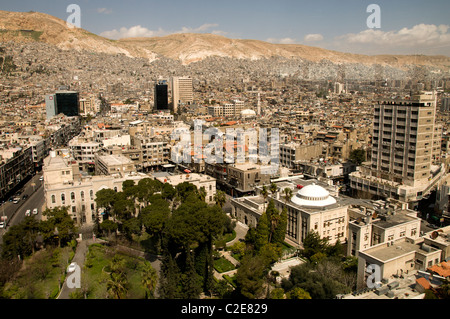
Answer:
xmin=95 ymin=188 xmax=117 ymax=218
xmin=100 ymin=219 xmax=118 ymax=238
xmin=269 ymin=183 xmax=278 ymax=196
xmin=254 ymin=211 xmax=270 ymax=251
xmin=40 ymin=207 xmax=76 ymax=247
xmin=283 ymin=187 xmax=293 ymax=204
xmin=122 ymin=217 xmax=142 ymax=241
xmin=302 ymin=231 xmax=329 ymax=261
xmin=261 ymin=185 xmax=269 ymax=211
xmin=236 ymin=255 xmax=269 ymax=299
xmin=107 ymin=271 xmax=128 ymax=299
xmin=141 ymin=197 xmax=170 ymax=252
xmin=107 ymin=255 xmax=128 ymax=299
xmin=272 ymin=207 xmax=287 ymax=245
xmin=287 ymin=287 xmax=312 ymax=299
xmin=214 ymin=190 xmax=227 ymax=208
xmin=198 ymin=186 xmax=207 ymax=202
xmin=140 ymin=261 xmax=158 ymax=299
xmin=161 ymin=183 xmax=176 ymax=201
xmin=349 ymin=148 xmax=366 ymax=166
xmin=1 ymin=216 xmax=40 ymax=260
xmin=270 ymin=288 xmax=285 ymax=299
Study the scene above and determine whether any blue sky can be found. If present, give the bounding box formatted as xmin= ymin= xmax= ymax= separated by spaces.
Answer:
xmin=1 ymin=0 xmax=450 ymax=55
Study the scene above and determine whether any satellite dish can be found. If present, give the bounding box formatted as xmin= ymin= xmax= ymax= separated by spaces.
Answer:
xmin=431 ymin=231 xmax=439 ymax=240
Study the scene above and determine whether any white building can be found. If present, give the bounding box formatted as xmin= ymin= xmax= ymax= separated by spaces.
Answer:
xmin=231 ymin=179 xmax=349 ymax=247
xmin=172 ymin=76 xmax=193 ymax=113
xmin=43 ymin=152 xmax=149 ymax=226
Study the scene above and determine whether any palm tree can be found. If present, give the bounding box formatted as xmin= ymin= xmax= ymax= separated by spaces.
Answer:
xmin=199 ymin=186 xmax=207 ymax=202
xmin=107 ymin=271 xmax=128 ymax=299
xmin=107 ymin=255 xmax=128 ymax=299
xmin=214 ymin=190 xmax=227 ymax=209
xmin=283 ymin=187 xmax=293 ymax=205
xmin=261 ymin=185 xmax=269 ymax=211
xmin=270 ymin=182 xmax=278 ymax=196
xmin=141 ymin=261 xmax=158 ymax=299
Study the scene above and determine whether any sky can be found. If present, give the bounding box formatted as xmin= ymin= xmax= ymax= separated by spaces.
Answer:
xmin=1 ymin=0 xmax=450 ymax=56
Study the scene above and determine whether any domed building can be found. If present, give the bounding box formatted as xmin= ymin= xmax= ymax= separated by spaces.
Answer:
xmin=290 ymin=183 xmax=337 ymax=207
xmin=231 ymin=179 xmax=349 ymax=248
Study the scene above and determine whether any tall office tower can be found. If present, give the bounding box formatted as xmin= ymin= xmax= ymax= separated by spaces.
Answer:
xmin=172 ymin=76 xmax=193 ymax=113
xmin=154 ymin=80 xmax=169 ymax=111
xmin=350 ymin=91 xmax=445 ymax=209
xmin=45 ymin=94 xmax=57 ymax=119
xmin=371 ymin=92 xmax=438 ymax=186
xmin=45 ymin=90 xmax=80 ymax=120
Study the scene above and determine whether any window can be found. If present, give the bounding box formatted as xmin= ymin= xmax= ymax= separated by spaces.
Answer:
xmin=71 ymin=192 xmax=75 ymax=202
xmin=61 ymin=193 xmax=65 ymax=203
xmin=81 ymin=191 xmax=85 ymax=201
xmin=51 ymin=195 xmax=56 ymax=204
xmin=90 ymin=190 xmax=94 ymax=200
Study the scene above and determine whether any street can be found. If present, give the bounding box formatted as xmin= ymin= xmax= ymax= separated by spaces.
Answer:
xmin=0 ymin=172 xmax=45 ymax=240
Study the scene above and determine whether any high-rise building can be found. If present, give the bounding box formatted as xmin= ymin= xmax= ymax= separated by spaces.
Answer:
xmin=349 ymin=92 xmax=446 ymax=209
xmin=172 ymin=76 xmax=193 ymax=113
xmin=441 ymin=97 xmax=450 ymax=112
xmin=154 ymin=80 xmax=169 ymax=111
xmin=45 ymin=90 xmax=80 ymax=119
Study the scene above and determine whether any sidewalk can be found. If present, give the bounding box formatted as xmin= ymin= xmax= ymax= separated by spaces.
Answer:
xmin=57 ymin=237 xmax=101 ymax=299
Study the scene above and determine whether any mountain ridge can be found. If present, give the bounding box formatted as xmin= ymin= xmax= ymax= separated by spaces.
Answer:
xmin=0 ymin=10 xmax=449 ymax=70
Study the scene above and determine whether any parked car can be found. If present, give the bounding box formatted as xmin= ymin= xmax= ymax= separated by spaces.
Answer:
xmin=25 ymin=209 xmax=31 ymax=216
xmin=12 ymin=197 xmax=20 ymax=204
xmin=33 ymin=208 xmax=38 ymax=215
xmin=39 ymin=176 xmax=44 ymax=181
xmin=22 ymin=194 xmax=29 ymax=200
xmin=0 ymin=222 xmax=4 ymax=229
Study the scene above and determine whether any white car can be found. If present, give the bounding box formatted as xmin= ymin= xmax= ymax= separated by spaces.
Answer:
xmin=39 ymin=176 xmax=44 ymax=181
xmin=67 ymin=262 xmax=78 ymax=273
xmin=25 ymin=209 xmax=31 ymax=216
xmin=33 ymin=208 xmax=38 ymax=215
xmin=0 ymin=222 xmax=4 ymax=229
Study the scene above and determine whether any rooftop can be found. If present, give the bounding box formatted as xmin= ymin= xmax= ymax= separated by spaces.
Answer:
xmin=97 ymin=154 xmax=133 ymax=166
xmin=360 ymin=239 xmax=440 ymax=263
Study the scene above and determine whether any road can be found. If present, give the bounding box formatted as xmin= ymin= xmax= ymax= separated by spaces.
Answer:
xmin=0 ymin=172 xmax=45 ymax=240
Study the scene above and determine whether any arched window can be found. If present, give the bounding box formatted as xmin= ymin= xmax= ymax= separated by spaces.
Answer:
xmin=80 ymin=191 xmax=85 ymax=201
xmin=51 ymin=195 xmax=56 ymax=204
xmin=71 ymin=192 xmax=75 ymax=201
xmin=61 ymin=193 xmax=65 ymax=203
xmin=90 ymin=190 xmax=94 ymax=200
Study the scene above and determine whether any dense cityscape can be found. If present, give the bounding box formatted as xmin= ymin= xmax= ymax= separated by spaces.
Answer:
xmin=0 ymin=4 xmax=450 ymax=310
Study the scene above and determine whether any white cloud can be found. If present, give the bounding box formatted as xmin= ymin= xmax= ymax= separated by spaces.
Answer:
xmin=176 ymin=23 xmax=219 ymax=34
xmin=100 ymin=23 xmax=223 ymax=40
xmin=266 ymin=37 xmax=297 ymax=44
xmin=97 ymin=8 xmax=112 ymax=15
xmin=336 ymin=24 xmax=450 ymax=53
xmin=304 ymin=34 xmax=323 ymax=42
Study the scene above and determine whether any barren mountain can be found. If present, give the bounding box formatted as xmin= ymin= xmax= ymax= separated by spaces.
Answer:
xmin=1 ymin=10 xmax=449 ymax=71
